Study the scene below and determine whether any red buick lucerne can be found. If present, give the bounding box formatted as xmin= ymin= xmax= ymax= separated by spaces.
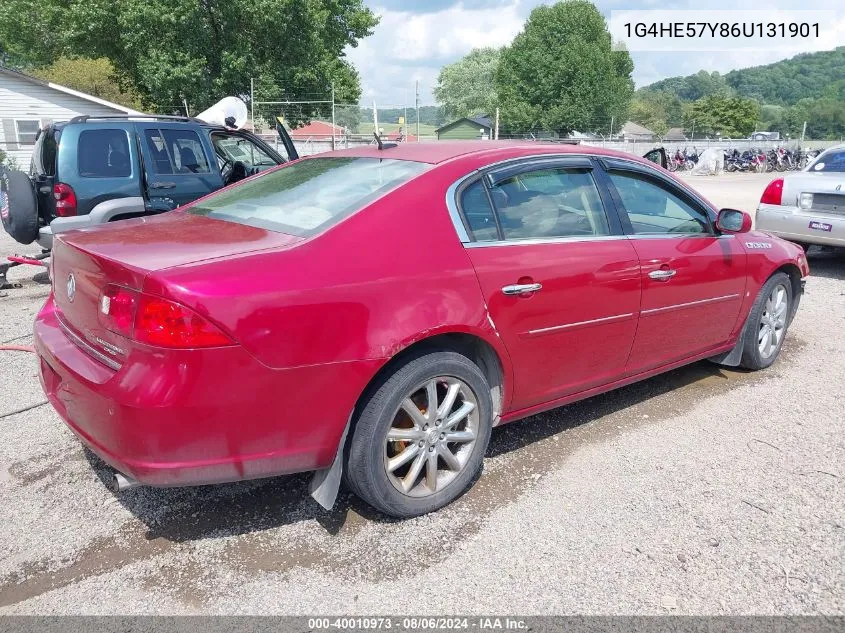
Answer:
xmin=35 ymin=142 xmax=809 ymax=517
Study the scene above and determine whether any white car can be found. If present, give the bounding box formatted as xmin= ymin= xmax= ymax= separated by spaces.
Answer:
xmin=756 ymin=144 xmax=845 ymax=250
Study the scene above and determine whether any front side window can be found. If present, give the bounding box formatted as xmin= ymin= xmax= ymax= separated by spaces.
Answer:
xmin=78 ymin=129 xmax=131 ymax=178
xmin=144 ymin=129 xmax=211 ymax=175
xmin=607 ymin=171 xmax=711 ymax=235
xmin=189 ymin=157 xmax=428 ymax=237
xmin=15 ymin=120 xmax=40 ymax=145
xmin=212 ymin=133 xmax=278 ymax=170
xmin=488 ymin=167 xmax=609 ymax=240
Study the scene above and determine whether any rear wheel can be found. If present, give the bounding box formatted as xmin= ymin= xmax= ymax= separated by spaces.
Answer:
xmin=0 ymin=165 xmax=39 ymax=244
xmin=346 ymin=351 xmax=493 ymax=518
xmin=740 ymin=272 xmax=792 ymax=370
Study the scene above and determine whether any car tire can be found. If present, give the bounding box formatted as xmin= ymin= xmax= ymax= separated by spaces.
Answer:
xmin=346 ymin=350 xmax=493 ymax=518
xmin=740 ymin=272 xmax=793 ymax=371
xmin=0 ymin=165 xmax=39 ymax=245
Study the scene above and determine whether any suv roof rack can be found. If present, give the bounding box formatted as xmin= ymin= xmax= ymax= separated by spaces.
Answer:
xmin=68 ymin=114 xmax=207 ymax=124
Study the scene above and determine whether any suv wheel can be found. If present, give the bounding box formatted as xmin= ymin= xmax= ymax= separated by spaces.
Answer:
xmin=346 ymin=351 xmax=493 ymax=518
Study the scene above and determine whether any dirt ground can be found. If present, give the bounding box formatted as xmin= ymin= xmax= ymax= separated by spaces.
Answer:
xmin=0 ymin=171 xmax=842 ymax=615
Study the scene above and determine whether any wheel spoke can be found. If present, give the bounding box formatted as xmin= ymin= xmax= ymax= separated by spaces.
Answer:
xmin=437 ymin=382 xmax=460 ymax=419
xmin=387 ymin=427 xmax=424 ymax=442
xmin=402 ymin=451 xmax=426 ymax=492
xmin=445 ymin=430 xmax=475 ymax=443
xmin=400 ymin=398 xmax=427 ymax=429
xmin=387 ymin=443 xmax=420 ymax=472
xmin=438 ymin=445 xmax=461 ymax=471
xmin=425 ymin=449 xmax=438 ymax=492
xmin=425 ymin=380 xmax=438 ymax=422
xmin=442 ymin=401 xmax=475 ymax=430
xmin=758 ymin=324 xmax=770 ymax=344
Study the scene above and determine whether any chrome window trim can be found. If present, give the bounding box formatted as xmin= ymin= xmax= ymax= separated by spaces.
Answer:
xmin=464 ymin=232 xmax=733 ymax=249
xmin=640 ymin=293 xmax=741 ymax=316
xmin=444 ymin=152 xmax=719 ymax=246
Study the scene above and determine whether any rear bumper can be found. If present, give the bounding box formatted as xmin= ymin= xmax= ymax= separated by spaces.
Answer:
xmin=35 ymin=296 xmax=381 ymax=487
xmin=756 ymin=203 xmax=845 ymax=247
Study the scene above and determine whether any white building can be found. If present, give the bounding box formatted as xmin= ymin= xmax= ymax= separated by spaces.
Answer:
xmin=0 ymin=65 xmax=142 ymax=169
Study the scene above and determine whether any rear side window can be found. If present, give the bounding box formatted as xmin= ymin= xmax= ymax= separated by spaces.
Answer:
xmin=460 ymin=180 xmax=499 ymax=241
xmin=189 ymin=157 xmax=428 ymax=237
xmin=78 ymin=129 xmax=131 ymax=178
xmin=489 ymin=167 xmax=609 ymax=240
xmin=144 ymin=129 xmax=210 ymax=174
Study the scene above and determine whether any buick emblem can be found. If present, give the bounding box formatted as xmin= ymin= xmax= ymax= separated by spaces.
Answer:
xmin=67 ymin=273 xmax=76 ymax=302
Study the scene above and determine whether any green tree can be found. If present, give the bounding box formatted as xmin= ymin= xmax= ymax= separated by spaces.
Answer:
xmin=31 ymin=57 xmax=142 ymax=109
xmin=434 ymin=48 xmax=500 ymax=119
xmin=494 ymin=1 xmax=633 ymax=135
xmin=682 ymin=95 xmax=760 ymax=138
xmin=628 ymin=90 xmax=683 ymax=138
xmin=0 ymin=0 xmax=378 ymax=122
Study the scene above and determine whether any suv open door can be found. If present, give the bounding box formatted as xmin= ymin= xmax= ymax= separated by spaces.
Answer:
xmin=642 ymin=147 xmax=668 ymax=169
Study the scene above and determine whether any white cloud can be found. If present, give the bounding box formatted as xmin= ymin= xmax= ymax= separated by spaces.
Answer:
xmin=345 ymin=2 xmax=527 ymax=105
xmin=347 ymin=0 xmax=845 ymax=103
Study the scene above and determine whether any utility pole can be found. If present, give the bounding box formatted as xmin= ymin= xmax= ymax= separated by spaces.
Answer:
xmin=250 ymin=77 xmax=255 ymax=129
xmin=182 ymin=97 xmax=190 ymax=117
xmin=330 ymin=83 xmax=336 ymax=151
xmin=494 ymin=108 xmax=500 ymax=140
xmin=415 ymin=80 xmax=420 ymax=141
xmin=691 ymin=120 xmax=695 ymax=140
xmin=373 ymin=101 xmax=378 ymax=137
xmin=801 ymin=121 xmax=807 ymax=142
xmin=609 ymin=116 xmax=614 ymax=142
xmin=404 ymin=105 xmax=408 ymax=141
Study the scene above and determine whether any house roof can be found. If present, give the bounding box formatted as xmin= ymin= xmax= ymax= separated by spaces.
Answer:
xmin=435 ymin=115 xmax=492 ymax=133
xmin=0 ymin=65 xmax=143 ymax=115
xmin=664 ymin=127 xmax=686 ymax=140
xmin=621 ymin=121 xmax=655 ymax=136
xmin=288 ymin=119 xmax=345 ymax=139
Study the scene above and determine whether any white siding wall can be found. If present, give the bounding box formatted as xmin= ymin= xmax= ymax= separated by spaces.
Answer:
xmin=0 ymin=73 xmax=129 ymax=169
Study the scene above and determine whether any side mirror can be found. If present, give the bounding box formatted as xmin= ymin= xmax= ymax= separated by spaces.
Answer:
xmin=716 ymin=208 xmax=752 ymax=234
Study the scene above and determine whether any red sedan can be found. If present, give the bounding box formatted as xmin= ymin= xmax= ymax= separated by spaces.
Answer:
xmin=35 ymin=142 xmax=809 ymax=517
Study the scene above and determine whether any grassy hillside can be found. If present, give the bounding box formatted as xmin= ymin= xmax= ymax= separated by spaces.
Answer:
xmin=642 ymin=47 xmax=845 ymax=106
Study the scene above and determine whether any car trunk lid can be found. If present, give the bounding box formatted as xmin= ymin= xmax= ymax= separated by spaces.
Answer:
xmin=52 ymin=211 xmax=302 ymax=365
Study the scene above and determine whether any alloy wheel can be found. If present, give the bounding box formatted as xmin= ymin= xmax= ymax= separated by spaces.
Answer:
xmin=383 ymin=376 xmax=479 ymax=497
xmin=758 ymin=283 xmax=788 ymax=359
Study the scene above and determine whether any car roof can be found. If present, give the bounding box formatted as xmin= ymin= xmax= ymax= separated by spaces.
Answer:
xmin=325 ymin=141 xmax=637 ymax=165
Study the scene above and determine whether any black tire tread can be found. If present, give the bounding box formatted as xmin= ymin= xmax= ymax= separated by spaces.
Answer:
xmin=346 ymin=350 xmax=492 ymax=518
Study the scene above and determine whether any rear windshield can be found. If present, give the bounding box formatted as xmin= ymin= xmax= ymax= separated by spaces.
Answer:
xmin=188 ymin=157 xmax=428 ymax=236
xmin=809 ymin=150 xmax=845 ymax=173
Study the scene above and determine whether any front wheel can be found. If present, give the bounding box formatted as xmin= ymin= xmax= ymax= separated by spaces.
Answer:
xmin=346 ymin=351 xmax=493 ymax=518
xmin=741 ymin=272 xmax=793 ymax=370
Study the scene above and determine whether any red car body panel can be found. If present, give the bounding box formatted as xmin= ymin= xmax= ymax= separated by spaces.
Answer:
xmin=34 ymin=142 xmax=809 ymax=488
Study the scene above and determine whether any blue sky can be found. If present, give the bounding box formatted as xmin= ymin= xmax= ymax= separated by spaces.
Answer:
xmin=345 ymin=0 xmax=843 ymax=106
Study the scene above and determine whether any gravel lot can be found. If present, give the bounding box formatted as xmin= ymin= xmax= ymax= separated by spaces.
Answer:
xmin=0 ymin=172 xmax=842 ymax=615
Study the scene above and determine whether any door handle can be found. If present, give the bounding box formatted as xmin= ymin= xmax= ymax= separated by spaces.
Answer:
xmin=150 ymin=181 xmax=176 ymax=189
xmin=648 ymin=269 xmax=677 ymax=280
xmin=502 ymin=283 xmax=542 ymax=295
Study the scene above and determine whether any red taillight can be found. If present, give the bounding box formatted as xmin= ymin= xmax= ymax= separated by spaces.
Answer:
xmin=134 ymin=294 xmax=234 ymax=348
xmin=98 ymin=285 xmax=233 ymax=348
xmin=98 ymin=285 xmax=139 ymax=337
xmin=53 ymin=183 xmax=77 ymax=217
xmin=760 ymin=178 xmax=783 ymax=206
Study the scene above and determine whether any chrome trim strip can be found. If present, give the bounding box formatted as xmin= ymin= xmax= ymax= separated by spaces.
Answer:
xmin=444 ymin=177 xmax=471 ymax=243
xmin=641 ymin=293 xmax=741 ymax=316
xmin=466 ymin=234 xmax=629 ymax=248
xmin=527 ymin=312 xmax=634 ymax=336
xmin=57 ymin=314 xmax=122 ymax=371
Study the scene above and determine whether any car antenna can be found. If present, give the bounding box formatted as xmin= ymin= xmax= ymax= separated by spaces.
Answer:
xmin=373 ymin=132 xmax=397 ymax=150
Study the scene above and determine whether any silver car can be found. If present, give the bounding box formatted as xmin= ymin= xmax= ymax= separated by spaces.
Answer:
xmin=756 ymin=144 xmax=845 ymax=249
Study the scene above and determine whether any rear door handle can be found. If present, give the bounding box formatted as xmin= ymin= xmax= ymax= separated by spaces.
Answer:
xmin=502 ymin=283 xmax=542 ymax=295
xmin=150 ymin=181 xmax=176 ymax=189
xmin=648 ymin=269 xmax=677 ymax=281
